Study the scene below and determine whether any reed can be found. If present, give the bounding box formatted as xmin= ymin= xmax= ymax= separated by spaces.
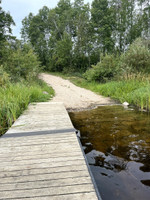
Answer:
xmin=120 ymin=72 xmax=150 ymax=82
xmin=0 ymin=80 xmax=54 ymax=135
xmin=69 ymin=76 xmax=150 ymax=112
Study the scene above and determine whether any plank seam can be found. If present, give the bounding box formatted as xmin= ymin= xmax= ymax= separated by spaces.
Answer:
xmin=0 ymin=158 xmax=85 ymax=169
xmin=0 ymin=155 xmax=82 ymax=163
xmin=3 ymin=129 xmax=76 ymax=138
xmin=0 ymin=191 xmax=96 ymax=200
xmin=0 ymin=183 xmax=93 ymax=192
xmin=0 ymin=163 xmax=86 ymax=173
xmin=0 ymin=152 xmax=81 ymax=159
xmin=0 ymin=175 xmax=90 ymax=185
xmin=0 ymin=169 xmax=87 ymax=179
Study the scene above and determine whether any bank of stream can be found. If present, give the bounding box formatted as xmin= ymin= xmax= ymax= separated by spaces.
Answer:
xmin=69 ymin=105 xmax=150 ymax=200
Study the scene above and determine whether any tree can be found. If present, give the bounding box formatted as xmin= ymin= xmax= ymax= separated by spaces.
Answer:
xmin=50 ymin=32 xmax=73 ymax=72
xmin=21 ymin=13 xmax=34 ymax=42
xmin=110 ymin=0 xmax=129 ymax=52
xmin=0 ymin=0 xmax=15 ymax=63
xmin=21 ymin=6 xmax=50 ymax=67
xmin=110 ymin=0 xmax=149 ymax=52
xmin=0 ymin=0 xmax=15 ymax=41
xmin=20 ymin=0 xmax=149 ymax=73
xmin=91 ymin=0 xmax=115 ymax=54
xmin=137 ymin=0 xmax=150 ymax=38
xmin=73 ymin=0 xmax=92 ymax=71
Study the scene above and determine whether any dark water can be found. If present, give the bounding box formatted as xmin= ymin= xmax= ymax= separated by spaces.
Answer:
xmin=69 ymin=105 xmax=150 ymax=200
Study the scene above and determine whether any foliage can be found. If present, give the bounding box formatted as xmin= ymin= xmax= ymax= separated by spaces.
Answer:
xmin=21 ymin=0 xmax=150 ymax=72
xmin=91 ymin=0 xmax=115 ymax=53
xmin=84 ymin=54 xmax=118 ymax=82
xmin=3 ymin=42 xmax=41 ymax=81
xmin=21 ymin=7 xmax=50 ymax=67
xmin=83 ymin=38 xmax=150 ymax=82
xmin=0 ymin=0 xmax=15 ymax=63
xmin=0 ymin=80 xmax=54 ymax=135
xmin=119 ymin=38 xmax=150 ymax=74
xmin=0 ymin=0 xmax=15 ymax=42
xmin=0 ymin=3 xmax=55 ymax=136
xmin=49 ymin=32 xmax=73 ymax=72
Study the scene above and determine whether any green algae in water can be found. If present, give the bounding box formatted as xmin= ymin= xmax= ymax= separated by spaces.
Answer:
xmin=69 ymin=105 xmax=150 ymax=200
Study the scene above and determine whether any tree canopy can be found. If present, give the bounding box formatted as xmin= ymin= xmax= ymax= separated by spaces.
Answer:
xmin=0 ymin=0 xmax=15 ymax=42
xmin=21 ymin=0 xmax=150 ymax=73
xmin=0 ymin=0 xmax=41 ymax=82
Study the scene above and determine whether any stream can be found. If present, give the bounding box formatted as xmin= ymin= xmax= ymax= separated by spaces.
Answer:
xmin=69 ymin=105 xmax=150 ymax=200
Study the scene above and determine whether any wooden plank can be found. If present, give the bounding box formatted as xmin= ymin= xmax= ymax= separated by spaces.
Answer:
xmin=0 ymin=170 xmax=90 ymax=184
xmin=0 ymin=139 xmax=78 ymax=148
xmin=0 ymin=184 xmax=95 ymax=199
xmin=0 ymin=165 xmax=88 ymax=178
xmin=23 ymin=192 xmax=98 ymax=200
xmin=0 ymin=151 xmax=82 ymax=162
xmin=6 ymin=103 xmax=73 ymax=134
xmin=0 ymin=158 xmax=86 ymax=172
xmin=0 ymin=155 xmax=84 ymax=167
xmin=0 ymin=135 xmax=76 ymax=145
xmin=0 ymin=142 xmax=79 ymax=153
xmin=0 ymin=148 xmax=81 ymax=158
xmin=0 ymin=103 xmax=100 ymax=200
xmin=0 ymin=177 xmax=92 ymax=191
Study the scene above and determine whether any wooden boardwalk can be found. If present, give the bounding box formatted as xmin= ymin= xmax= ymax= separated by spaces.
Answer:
xmin=0 ymin=102 xmax=101 ymax=200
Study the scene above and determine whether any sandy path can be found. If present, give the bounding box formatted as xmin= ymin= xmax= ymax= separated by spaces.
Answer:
xmin=40 ymin=73 xmax=115 ymax=111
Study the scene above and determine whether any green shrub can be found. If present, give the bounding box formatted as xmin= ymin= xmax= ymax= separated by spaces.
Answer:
xmin=83 ymin=54 xmax=118 ymax=82
xmin=3 ymin=43 xmax=41 ymax=82
xmin=119 ymin=38 xmax=150 ymax=74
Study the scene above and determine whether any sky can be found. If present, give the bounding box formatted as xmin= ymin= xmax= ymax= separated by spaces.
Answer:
xmin=2 ymin=0 xmax=93 ymax=39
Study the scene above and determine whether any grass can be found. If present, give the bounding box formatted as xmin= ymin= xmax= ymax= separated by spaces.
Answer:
xmin=0 ymin=79 xmax=54 ymax=135
xmin=73 ymin=78 xmax=150 ymax=111
xmin=49 ymin=72 xmax=150 ymax=111
xmin=96 ymin=80 xmax=150 ymax=110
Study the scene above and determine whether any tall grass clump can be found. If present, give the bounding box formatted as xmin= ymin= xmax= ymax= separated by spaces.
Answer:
xmin=129 ymin=86 xmax=150 ymax=111
xmin=70 ymin=77 xmax=150 ymax=111
xmin=0 ymin=65 xmax=10 ymax=86
xmin=0 ymin=81 xmax=54 ymax=135
xmin=97 ymin=80 xmax=150 ymax=110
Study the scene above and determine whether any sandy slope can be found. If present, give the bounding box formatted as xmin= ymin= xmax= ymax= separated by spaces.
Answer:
xmin=40 ymin=73 xmax=116 ymax=111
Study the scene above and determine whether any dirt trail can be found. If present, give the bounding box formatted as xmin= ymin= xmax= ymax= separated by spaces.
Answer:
xmin=40 ymin=73 xmax=116 ymax=111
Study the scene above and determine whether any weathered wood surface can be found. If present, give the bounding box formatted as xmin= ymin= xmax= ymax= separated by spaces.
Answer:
xmin=0 ymin=102 xmax=100 ymax=200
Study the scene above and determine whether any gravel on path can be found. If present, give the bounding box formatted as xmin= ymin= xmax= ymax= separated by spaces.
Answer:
xmin=40 ymin=73 xmax=116 ymax=111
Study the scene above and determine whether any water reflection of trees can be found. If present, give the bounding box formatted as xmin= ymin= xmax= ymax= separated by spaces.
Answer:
xmin=70 ymin=105 xmax=150 ymax=189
